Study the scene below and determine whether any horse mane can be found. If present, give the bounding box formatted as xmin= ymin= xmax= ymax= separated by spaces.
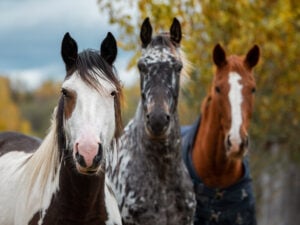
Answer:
xmin=20 ymin=109 xmax=61 ymax=215
xmin=148 ymin=34 xmax=192 ymax=78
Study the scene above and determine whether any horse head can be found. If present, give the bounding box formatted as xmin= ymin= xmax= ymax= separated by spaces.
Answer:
xmin=58 ymin=32 xmax=122 ymax=175
xmin=211 ymin=44 xmax=260 ymax=159
xmin=138 ymin=17 xmax=183 ymax=138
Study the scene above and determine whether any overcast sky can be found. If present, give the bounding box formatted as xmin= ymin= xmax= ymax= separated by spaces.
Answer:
xmin=0 ymin=0 xmax=137 ymax=89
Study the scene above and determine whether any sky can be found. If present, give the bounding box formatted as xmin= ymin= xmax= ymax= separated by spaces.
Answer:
xmin=0 ymin=0 xmax=137 ymax=89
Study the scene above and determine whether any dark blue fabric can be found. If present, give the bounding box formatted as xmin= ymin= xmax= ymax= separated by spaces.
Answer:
xmin=181 ymin=118 xmax=257 ymax=225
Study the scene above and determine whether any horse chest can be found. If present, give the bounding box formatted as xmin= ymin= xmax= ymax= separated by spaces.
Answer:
xmin=115 ymin=151 xmax=194 ymax=225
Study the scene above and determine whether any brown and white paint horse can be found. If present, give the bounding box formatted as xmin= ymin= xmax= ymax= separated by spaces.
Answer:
xmin=182 ymin=44 xmax=260 ymax=225
xmin=0 ymin=32 xmax=123 ymax=225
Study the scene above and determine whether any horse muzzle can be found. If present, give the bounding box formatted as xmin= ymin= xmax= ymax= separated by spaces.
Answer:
xmin=225 ymin=134 xmax=249 ymax=159
xmin=73 ymin=139 xmax=103 ymax=175
xmin=145 ymin=110 xmax=170 ymax=138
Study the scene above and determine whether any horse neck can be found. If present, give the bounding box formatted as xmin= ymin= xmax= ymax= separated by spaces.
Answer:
xmin=192 ymin=97 xmax=243 ymax=188
xmin=58 ymin=162 xmax=106 ymax=211
xmin=44 ymin=162 xmax=106 ymax=221
xmin=134 ymin=101 xmax=181 ymax=163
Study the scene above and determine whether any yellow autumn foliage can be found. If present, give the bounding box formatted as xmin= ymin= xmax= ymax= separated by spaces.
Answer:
xmin=0 ymin=76 xmax=31 ymax=134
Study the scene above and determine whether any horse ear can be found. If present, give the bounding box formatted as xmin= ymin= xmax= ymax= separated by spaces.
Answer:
xmin=244 ymin=45 xmax=260 ymax=69
xmin=61 ymin=32 xmax=78 ymax=70
xmin=140 ymin=17 xmax=152 ymax=48
xmin=170 ymin=17 xmax=181 ymax=44
xmin=213 ymin=44 xmax=227 ymax=68
xmin=101 ymin=32 xmax=118 ymax=65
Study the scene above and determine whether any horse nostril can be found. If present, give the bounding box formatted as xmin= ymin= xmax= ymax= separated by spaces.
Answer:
xmin=227 ymin=135 xmax=232 ymax=148
xmin=75 ymin=151 xmax=86 ymax=167
xmin=93 ymin=143 xmax=103 ymax=165
xmin=146 ymin=114 xmax=150 ymax=121
xmin=239 ymin=141 xmax=244 ymax=151
xmin=166 ymin=114 xmax=170 ymax=122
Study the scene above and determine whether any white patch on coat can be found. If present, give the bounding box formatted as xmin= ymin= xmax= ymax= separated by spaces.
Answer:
xmin=63 ymin=71 xmax=117 ymax=151
xmin=104 ymin=180 xmax=122 ymax=225
xmin=228 ymin=72 xmax=243 ymax=145
xmin=141 ymin=46 xmax=180 ymax=64
xmin=0 ymin=151 xmax=31 ymax=225
xmin=0 ymin=117 xmax=61 ymax=225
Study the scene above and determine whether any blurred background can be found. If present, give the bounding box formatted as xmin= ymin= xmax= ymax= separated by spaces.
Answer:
xmin=0 ymin=0 xmax=299 ymax=224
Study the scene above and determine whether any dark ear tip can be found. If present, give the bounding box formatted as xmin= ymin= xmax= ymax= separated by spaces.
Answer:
xmin=106 ymin=32 xmax=116 ymax=42
xmin=252 ymin=44 xmax=260 ymax=53
xmin=63 ymin=32 xmax=71 ymax=39
xmin=173 ymin=17 xmax=180 ymax=24
xmin=214 ymin=43 xmax=222 ymax=51
xmin=213 ymin=43 xmax=227 ymax=67
xmin=142 ymin=17 xmax=150 ymax=26
xmin=107 ymin=32 xmax=113 ymax=38
xmin=213 ymin=43 xmax=223 ymax=55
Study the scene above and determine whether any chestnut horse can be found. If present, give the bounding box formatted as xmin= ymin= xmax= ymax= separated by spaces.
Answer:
xmin=0 ymin=32 xmax=123 ymax=225
xmin=182 ymin=44 xmax=260 ymax=225
xmin=107 ymin=18 xmax=195 ymax=225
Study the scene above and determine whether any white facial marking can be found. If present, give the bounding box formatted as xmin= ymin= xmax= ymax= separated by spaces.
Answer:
xmin=62 ymin=70 xmax=116 ymax=151
xmin=228 ymin=72 xmax=243 ymax=145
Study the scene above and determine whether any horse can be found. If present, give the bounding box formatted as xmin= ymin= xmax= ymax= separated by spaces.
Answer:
xmin=181 ymin=44 xmax=260 ymax=225
xmin=106 ymin=18 xmax=195 ymax=225
xmin=0 ymin=132 xmax=41 ymax=155
xmin=0 ymin=32 xmax=123 ymax=225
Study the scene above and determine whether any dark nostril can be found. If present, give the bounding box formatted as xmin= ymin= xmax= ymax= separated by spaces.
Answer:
xmin=93 ymin=143 xmax=103 ymax=165
xmin=146 ymin=114 xmax=150 ymax=120
xmin=240 ymin=141 xmax=244 ymax=151
xmin=75 ymin=151 xmax=86 ymax=167
xmin=166 ymin=114 xmax=170 ymax=122
xmin=98 ymin=143 xmax=103 ymax=155
xmin=227 ymin=135 xmax=232 ymax=147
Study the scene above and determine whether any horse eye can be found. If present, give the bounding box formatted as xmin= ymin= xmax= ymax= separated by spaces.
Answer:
xmin=61 ymin=88 xmax=69 ymax=97
xmin=215 ymin=86 xmax=221 ymax=93
xmin=251 ymin=87 xmax=256 ymax=93
xmin=138 ymin=61 xmax=148 ymax=73
xmin=110 ymin=91 xmax=116 ymax=97
xmin=174 ymin=63 xmax=183 ymax=72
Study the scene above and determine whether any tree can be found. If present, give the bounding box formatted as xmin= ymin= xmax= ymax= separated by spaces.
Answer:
xmin=97 ymin=1 xmax=300 ymax=223
xmin=0 ymin=76 xmax=31 ymax=133
xmin=98 ymin=0 xmax=300 ymax=155
xmin=12 ymin=80 xmax=60 ymax=137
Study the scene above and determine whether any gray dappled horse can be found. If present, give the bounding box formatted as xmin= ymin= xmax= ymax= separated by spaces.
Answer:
xmin=0 ymin=32 xmax=123 ymax=225
xmin=107 ymin=18 xmax=195 ymax=225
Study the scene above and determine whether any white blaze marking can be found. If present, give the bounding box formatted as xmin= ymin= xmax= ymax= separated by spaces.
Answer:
xmin=228 ymin=72 xmax=243 ymax=145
